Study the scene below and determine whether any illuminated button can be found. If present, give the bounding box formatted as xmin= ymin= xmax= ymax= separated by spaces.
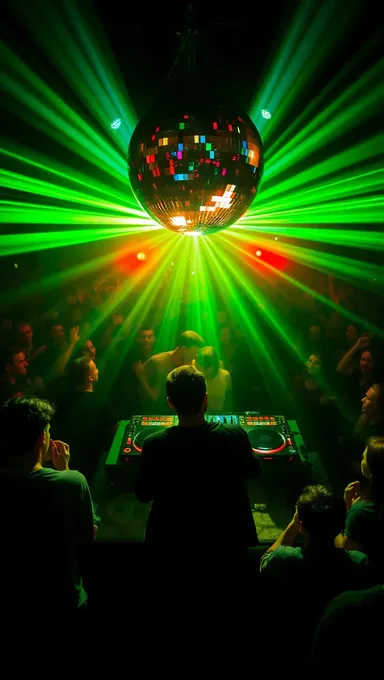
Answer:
xmin=127 ymin=438 xmax=132 ymax=444
xmin=143 ymin=417 xmax=147 ymax=420
xmin=124 ymin=447 xmax=131 ymax=453
xmin=253 ymin=417 xmax=257 ymax=420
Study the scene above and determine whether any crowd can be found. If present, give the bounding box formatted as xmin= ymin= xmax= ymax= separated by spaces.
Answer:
xmin=1 ymin=275 xmax=383 ymax=663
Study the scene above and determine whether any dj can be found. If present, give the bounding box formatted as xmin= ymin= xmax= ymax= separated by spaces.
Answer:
xmin=135 ymin=365 xmax=261 ymax=548
xmin=135 ymin=330 xmax=204 ymax=413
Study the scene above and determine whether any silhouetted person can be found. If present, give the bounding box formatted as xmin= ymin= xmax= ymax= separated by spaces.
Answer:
xmin=0 ymin=396 xmax=97 ymax=616
xmin=52 ymin=357 xmax=117 ymax=482
xmin=135 ymin=364 xmax=261 ymax=548
xmin=259 ymin=485 xmax=371 ymax=659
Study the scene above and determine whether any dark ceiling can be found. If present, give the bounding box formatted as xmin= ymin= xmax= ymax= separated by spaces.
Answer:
xmin=2 ymin=0 xmax=381 ymax=119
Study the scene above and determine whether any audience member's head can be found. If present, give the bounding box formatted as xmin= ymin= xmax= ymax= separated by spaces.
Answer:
xmin=361 ymin=437 xmax=384 ymax=507
xmin=198 ymin=346 xmax=220 ymax=380
xmin=297 ymin=485 xmax=345 ymax=545
xmin=0 ymin=396 xmax=54 ymax=467
xmin=166 ymin=365 xmax=207 ymax=418
xmin=0 ymin=347 xmax=28 ymax=383
xmin=360 ymin=350 xmax=374 ymax=377
xmin=66 ymin=357 xmax=98 ymax=392
xmin=176 ymin=331 xmax=204 ymax=365
xmin=79 ymin=339 xmax=96 ymax=360
xmin=48 ymin=322 xmax=66 ymax=348
xmin=137 ymin=325 xmax=156 ymax=354
xmin=17 ymin=322 xmax=33 ymax=349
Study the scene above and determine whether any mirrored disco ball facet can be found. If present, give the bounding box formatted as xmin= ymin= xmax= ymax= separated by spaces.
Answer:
xmin=128 ymin=102 xmax=264 ymax=234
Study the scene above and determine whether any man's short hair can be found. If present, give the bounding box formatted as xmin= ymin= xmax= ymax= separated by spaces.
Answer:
xmin=0 ymin=396 xmax=54 ymax=458
xmin=297 ymin=485 xmax=345 ymax=540
xmin=138 ymin=322 xmax=155 ymax=334
xmin=66 ymin=356 xmax=92 ymax=389
xmin=0 ymin=346 xmax=23 ymax=374
xmin=176 ymin=331 xmax=204 ymax=349
xmin=166 ymin=365 xmax=206 ymax=416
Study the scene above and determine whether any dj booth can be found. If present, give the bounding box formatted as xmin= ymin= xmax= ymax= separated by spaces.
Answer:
xmin=105 ymin=412 xmax=311 ymax=499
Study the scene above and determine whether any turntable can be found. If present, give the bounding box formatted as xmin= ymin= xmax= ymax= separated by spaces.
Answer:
xmin=117 ymin=412 xmax=297 ymax=462
xmin=238 ymin=414 xmax=298 ymax=460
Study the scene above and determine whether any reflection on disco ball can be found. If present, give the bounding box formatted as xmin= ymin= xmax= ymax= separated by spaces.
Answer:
xmin=128 ymin=102 xmax=264 ymax=234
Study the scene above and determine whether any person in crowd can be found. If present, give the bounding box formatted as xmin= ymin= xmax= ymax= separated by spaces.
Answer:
xmin=259 ymin=485 xmax=371 ymax=655
xmin=30 ymin=322 xmax=80 ymax=385
xmin=115 ymin=324 xmax=157 ymax=417
xmin=136 ymin=330 xmax=204 ymax=413
xmin=16 ymin=321 xmax=36 ymax=362
xmin=295 ymin=353 xmax=338 ymax=454
xmin=51 ymin=356 xmax=118 ymax=482
xmin=0 ymin=347 xmax=29 ymax=406
xmin=310 ymin=585 xmax=384 ymax=678
xmin=336 ymin=437 xmax=384 ymax=572
xmin=197 ymin=346 xmax=232 ymax=412
xmin=135 ymin=364 xmax=261 ymax=548
xmin=354 ymin=382 xmax=384 ymax=440
xmin=0 ymin=396 xmax=97 ymax=615
xmin=78 ymin=339 xmax=97 ymax=361
xmin=337 ymin=332 xmax=376 ymax=418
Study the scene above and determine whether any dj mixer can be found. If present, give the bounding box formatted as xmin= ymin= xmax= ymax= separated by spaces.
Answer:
xmin=117 ymin=412 xmax=299 ymax=462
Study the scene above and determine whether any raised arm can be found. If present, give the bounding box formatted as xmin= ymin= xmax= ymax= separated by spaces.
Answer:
xmin=336 ymin=334 xmax=370 ymax=375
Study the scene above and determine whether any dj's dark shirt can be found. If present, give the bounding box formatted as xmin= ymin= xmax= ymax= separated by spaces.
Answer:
xmin=135 ymin=422 xmax=261 ymax=548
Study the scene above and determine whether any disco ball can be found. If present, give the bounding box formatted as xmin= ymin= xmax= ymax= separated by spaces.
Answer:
xmin=128 ymin=102 xmax=264 ymax=235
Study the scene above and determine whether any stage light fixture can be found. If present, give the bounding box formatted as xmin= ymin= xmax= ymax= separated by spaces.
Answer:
xmin=111 ymin=118 xmax=122 ymax=129
xmin=137 ymin=251 xmax=146 ymax=260
xmin=256 ymin=250 xmax=262 ymax=257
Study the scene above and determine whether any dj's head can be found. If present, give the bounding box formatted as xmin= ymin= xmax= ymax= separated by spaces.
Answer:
xmin=297 ymin=485 xmax=345 ymax=544
xmin=176 ymin=331 xmax=204 ymax=365
xmin=166 ymin=365 xmax=207 ymax=417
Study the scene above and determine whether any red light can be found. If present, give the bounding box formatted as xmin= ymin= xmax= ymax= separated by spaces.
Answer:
xmin=184 ymin=114 xmax=188 ymax=119
xmin=152 ymin=134 xmax=155 ymax=141
xmin=213 ymin=122 xmax=218 ymax=130
xmin=137 ymin=252 xmax=146 ymax=261
xmin=228 ymin=124 xmax=233 ymax=131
